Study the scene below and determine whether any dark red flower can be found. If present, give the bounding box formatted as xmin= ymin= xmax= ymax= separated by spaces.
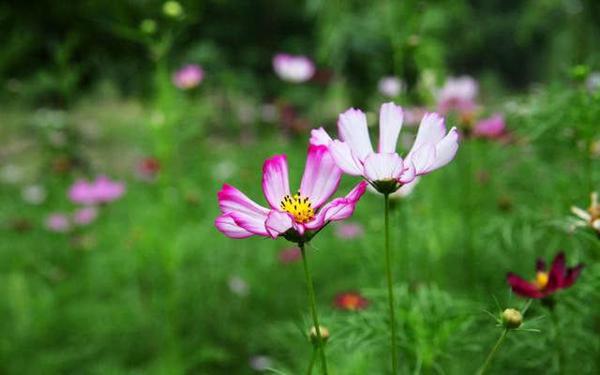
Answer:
xmin=334 ymin=291 xmax=369 ymax=311
xmin=507 ymin=252 xmax=584 ymax=299
xmin=137 ymin=157 xmax=161 ymax=181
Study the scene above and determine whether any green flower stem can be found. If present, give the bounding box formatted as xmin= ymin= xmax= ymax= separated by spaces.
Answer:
xmin=307 ymin=347 xmax=317 ymax=375
xmin=384 ymin=193 xmax=399 ymax=374
xmin=477 ymin=328 xmax=508 ymax=375
xmin=300 ymin=243 xmax=328 ymax=375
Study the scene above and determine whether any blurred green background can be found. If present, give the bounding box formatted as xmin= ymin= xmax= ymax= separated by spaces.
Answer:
xmin=1 ymin=0 xmax=599 ymax=374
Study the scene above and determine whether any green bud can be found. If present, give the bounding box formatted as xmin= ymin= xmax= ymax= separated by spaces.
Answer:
xmin=162 ymin=1 xmax=183 ymax=18
xmin=140 ymin=19 xmax=157 ymax=34
xmin=309 ymin=325 xmax=329 ymax=345
xmin=501 ymin=308 xmax=523 ymax=329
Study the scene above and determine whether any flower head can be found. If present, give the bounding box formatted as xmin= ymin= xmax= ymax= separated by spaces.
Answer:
xmin=311 ymin=102 xmax=458 ymax=194
xmin=215 ymin=145 xmax=367 ymax=243
xmin=571 ymin=192 xmax=600 ymax=235
xmin=437 ymin=76 xmax=478 ymax=114
xmin=273 ymin=53 xmax=315 ymax=83
xmin=136 ymin=157 xmax=161 ymax=182
xmin=507 ymin=252 xmax=584 ymax=299
xmin=501 ymin=308 xmax=523 ymax=329
xmin=73 ymin=206 xmax=98 ymax=226
xmin=334 ymin=291 xmax=369 ymax=311
xmin=172 ymin=64 xmax=204 ymax=89
xmin=378 ymin=76 xmax=404 ymax=97
xmin=473 ymin=114 xmax=506 ymax=139
xmin=45 ymin=213 xmax=71 ymax=232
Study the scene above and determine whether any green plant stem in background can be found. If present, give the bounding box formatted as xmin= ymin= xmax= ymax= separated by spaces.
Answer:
xmin=300 ymin=243 xmax=328 ymax=375
xmin=307 ymin=347 xmax=317 ymax=375
xmin=384 ymin=194 xmax=399 ymax=374
xmin=477 ymin=328 xmax=508 ymax=375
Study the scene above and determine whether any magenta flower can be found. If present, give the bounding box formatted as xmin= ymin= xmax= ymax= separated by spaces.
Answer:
xmin=73 ymin=206 xmax=98 ymax=226
xmin=45 ymin=213 xmax=71 ymax=232
xmin=279 ymin=247 xmax=302 ymax=264
xmin=68 ymin=176 xmax=125 ymax=205
xmin=215 ymin=145 xmax=367 ymax=241
xmin=437 ymin=76 xmax=478 ymax=114
xmin=507 ymin=252 xmax=584 ymax=299
xmin=473 ymin=114 xmax=506 ymax=139
xmin=311 ymin=102 xmax=458 ymax=194
xmin=172 ymin=64 xmax=204 ymax=89
xmin=272 ymin=53 xmax=315 ymax=83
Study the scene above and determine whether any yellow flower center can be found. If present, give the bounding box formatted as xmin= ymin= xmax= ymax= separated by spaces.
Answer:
xmin=280 ymin=192 xmax=314 ymax=223
xmin=534 ymin=271 xmax=549 ymax=290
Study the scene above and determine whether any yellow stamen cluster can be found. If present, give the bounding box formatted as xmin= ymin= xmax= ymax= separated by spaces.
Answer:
xmin=534 ymin=271 xmax=549 ymax=290
xmin=280 ymin=192 xmax=314 ymax=223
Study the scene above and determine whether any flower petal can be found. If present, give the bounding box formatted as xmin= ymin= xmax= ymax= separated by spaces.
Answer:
xmin=571 ymin=206 xmax=591 ymax=221
xmin=215 ymin=213 xmax=254 ymax=239
xmin=507 ymin=273 xmax=544 ymax=299
xmin=563 ymin=264 xmax=584 ymax=287
xmin=217 ymin=184 xmax=270 ymax=236
xmin=363 ymin=152 xmax=403 ymax=182
xmin=430 ymin=127 xmax=459 ymax=171
xmin=262 ymin=155 xmax=291 ymax=209
xmin=398 ymin=161 xmax=416 ymax=184
xmin=305 ymin=181 xmax=367 ymax=230
xmin=300 ymin=145 xmax=343 ymax=208
xmin=378 ymin=102 xmax=403 ymax=153
xmin=310 ymin=127 xmax=333 ymax=146
xmin=265 ymin=210 xmax=293 ymax=239
xmin=338 ymin=108 xmax=373 ymax=161
xmin=412 ymin=112 xmax=446 ymax=150
xmin=329 ymin=140 xmax=364 ymax=176
xmin=547 ymin=252 xmax=566 ymax=290
xmin=406 ymin=144 xmax=436 ymax=175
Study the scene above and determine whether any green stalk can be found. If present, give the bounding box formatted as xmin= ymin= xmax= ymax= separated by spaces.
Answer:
xmin=300 ymin=243 xmax=328 ymax=375
xmin=384 ymin=194 xmax=399 ymax=374
xmin=476 ymin=328 xmax=508 ymax=375
xmin=307 ymin=347 xmax=317 ymax=375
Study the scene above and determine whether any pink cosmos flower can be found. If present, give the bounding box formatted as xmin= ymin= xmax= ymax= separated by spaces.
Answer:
xmin=45 ymin=213 xmax=71 ymax=232
xmin=68 ymin=176 xmax=125 ymax=205
xmin=437 ymin=76 xmax=478 ymax=114
xmin=272 ymin=53 xmax=315 ymax=83
xmin=73 ymin=206 xmax=98 ymax=226
xmin=311 ymin=102 xmax=458 ymax=194
xmin=215 ymin=145 xmax=367 ymax=241
xmin=473 ymin=114 xmax=506 ymax=139
xmin=334 ymin=222 xmax=364 ymax=239
xmin=378 ymin=76 xmax=404 ymax=97
xmin=172 ymin=64 xmax=204 ymax=89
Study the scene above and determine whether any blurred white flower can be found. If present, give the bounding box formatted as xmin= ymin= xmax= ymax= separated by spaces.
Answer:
xmin=213 ymin=160 xmax=236 ymax=181
xmin=272 ymin=53 xmax=315 ymax=83
xmin=586 ymin=71 xmax=600 ymax=93
xmin=21 ymin=185 xmax=47 ymax=205
xmin=249 ymin=355 xmax=273 ymax=371
xmin=378 ymin=76 xmax=404 ymax=97
xmin=260 ymin=103 xmax=278 ymax=123
xmin=228 ymin=276 xmax=249 ymax=297
xmin=0 ymin=164 xmax=24 ymax=184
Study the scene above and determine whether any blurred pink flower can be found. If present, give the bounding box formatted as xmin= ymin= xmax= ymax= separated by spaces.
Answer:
xmin=403 ymin=107 xmax=427 ymax=127
xmin=334 ymin=222 xmax=364 ymax=239
xmin=437 ymin=76 xmax=478 ymax=114
xmin=272 ymin=53 xmax=315 ymax=83
xmin=378 ymin=76 xmax=404 ymax=97
xmin=278 ymin=247 xmax=302 ymax=264
xmin=172 ymin=64 xmax=204 ymax=89
xmin=68 ymin=176 xmax=125 ymax=205
xmin=45 ymin=213 xmax=71 ymax=232
xmin=73 ymin=206 xmax=98 ymax=226
xmin=473 ymin=114 xmax=506 ymax=139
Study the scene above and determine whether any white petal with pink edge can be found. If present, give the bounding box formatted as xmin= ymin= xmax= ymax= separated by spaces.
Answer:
xmin=262 ymin=155 xmax=291 ymax=209
xmin=363 ymin=153 xmax=403 ymax=182
xmin=265 ymin=210 xmax=294 ymax=239
xmin=337 ymin=108 xmax=373 ymax=161
xmin=430 ymin=127 xmax=459 ymax=170
xmin=413 ymin=113 xmax=446 ymax=150
xmin=378 ymin=102 xmax=403 ymax=153
xmin=299 ymin=145 xmax=342 ymax=208
xmin=215 ymin=213 xmax=255 ymax=239
xmin=329 ymin=140 xmax=364 ymax=176
xmin=310 ymin=127 xmax=333 ymax=146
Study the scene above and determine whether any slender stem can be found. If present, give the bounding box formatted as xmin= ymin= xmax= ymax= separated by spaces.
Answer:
xmin=300 ymin=243 xmax=329 ymax=375
xmin=477 ymin=329 xmax=508 ymax=375
xmin=307 ymin=347 xmax=317 ymax=375
xmin=384 ymin=194 xmax=399 ymax=374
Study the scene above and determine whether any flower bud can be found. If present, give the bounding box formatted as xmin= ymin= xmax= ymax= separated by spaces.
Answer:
xmin=309 ymin=325 xmax=329 ymax=345
xmin=501 ymin=308 xmax=523 ymax=329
